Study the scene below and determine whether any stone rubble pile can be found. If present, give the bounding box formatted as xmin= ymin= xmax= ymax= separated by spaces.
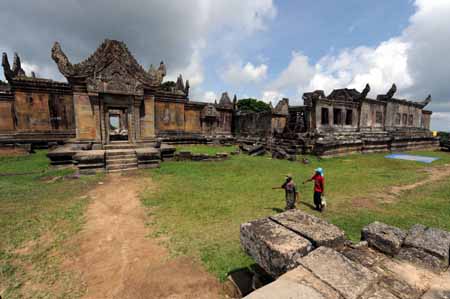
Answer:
xmin=240 ymin=210 xmax=450 ymax=299
xmin=174 ymin=150 xmax=229 ymax=162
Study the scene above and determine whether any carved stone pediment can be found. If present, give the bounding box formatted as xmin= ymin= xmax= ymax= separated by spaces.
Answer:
xmin=52 ymin=39 xmax=165 ymax=95
xmin=86 ymin=59 xmax=144 ymax=95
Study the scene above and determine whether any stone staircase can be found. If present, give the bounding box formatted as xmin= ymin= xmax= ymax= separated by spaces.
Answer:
xmin=104 ymin=143 xmax=138 ymax=173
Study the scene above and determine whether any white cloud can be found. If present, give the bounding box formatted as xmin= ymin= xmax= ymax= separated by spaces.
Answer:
xmin=261 ymin=90 xmax=284 ymax=104
xmin=265 ymin=0 xmax=450 ymax=112
xmin=268 ymin=51 xmax=315 ymax=92
xmin=0 ymin=0 xmax=276 ymax=84
xmin=222 ymin=62 xmax=268 ymax=85
xmin=202 ymin=91 xmax=217 ymax=102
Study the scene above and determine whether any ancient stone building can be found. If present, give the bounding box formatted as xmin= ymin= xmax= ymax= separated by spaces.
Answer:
xmin=0 ymin=40 xmax=240 ymax=148
xmin=293 ymin=83 xmax=438 ymax=156
xmin=0 ymin=39 xmax=439 ymax=158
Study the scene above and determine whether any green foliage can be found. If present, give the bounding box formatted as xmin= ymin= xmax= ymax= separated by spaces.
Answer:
xmin=237 ymin=98 xmax=271 ymax=113
xmin=161 ymin=81 xmax=176 ymax=89
xmin=141 ymin=146 xmax=450 ymax=280
xmin=439 ymin=131 xmax=449 ymax=143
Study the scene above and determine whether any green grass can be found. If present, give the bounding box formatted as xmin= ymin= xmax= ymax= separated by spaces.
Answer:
xmin=0 ymin=150 xmax=102 ymax=299
xmin=141 ymin=146 xmax=450 ymax=280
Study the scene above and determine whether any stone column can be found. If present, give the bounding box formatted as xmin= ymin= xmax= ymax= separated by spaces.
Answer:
xmin=73 ymin=92 xmax=100 ymax=142
xmin=140 ymin=95 xmax=155 ymax=140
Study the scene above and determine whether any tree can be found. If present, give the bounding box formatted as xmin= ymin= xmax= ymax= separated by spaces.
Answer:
xmin=237 ymin=98 xmax=271 ymax=113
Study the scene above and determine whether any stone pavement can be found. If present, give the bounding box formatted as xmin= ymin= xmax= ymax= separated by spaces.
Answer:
xmin=240 ymin=210 xmax=450 ymax=299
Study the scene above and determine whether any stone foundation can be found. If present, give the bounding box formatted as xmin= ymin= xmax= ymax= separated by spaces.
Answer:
xmin=241 ymin=213 xmax=450 ymax=298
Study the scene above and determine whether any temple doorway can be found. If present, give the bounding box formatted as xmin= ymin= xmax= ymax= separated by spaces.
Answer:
xmin=107 ymin=108 xmax=129 ymax=142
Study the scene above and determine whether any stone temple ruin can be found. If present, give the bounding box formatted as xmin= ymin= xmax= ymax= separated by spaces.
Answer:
xmin=240 ymin=210 xmax=450 ymax=298
xmin=0 ymin=39 xmax=439 ymax=171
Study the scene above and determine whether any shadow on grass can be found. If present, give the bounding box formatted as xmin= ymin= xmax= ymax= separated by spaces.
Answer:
xmin=299 ymin=201 xmax=317 ymax=211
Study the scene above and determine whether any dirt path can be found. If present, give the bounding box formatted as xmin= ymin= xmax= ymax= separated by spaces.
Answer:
xmin=382 ymin=164 xmax=450 ymax=202
xmin=65 ymin=174 xmax=223 ymax=299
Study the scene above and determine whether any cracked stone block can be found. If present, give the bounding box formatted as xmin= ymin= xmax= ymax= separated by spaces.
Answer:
xmin=398 ymin=224 xmax=450 ymax=272
xmin=299 ymin=247 xmax=378 ymax=299
xmin=339 ymin=243 xmax=386 ymax=269
xmin=359 ymin=286 xmax=399 ymax=299
xmin=421 ymin=270 xmax=450 ymax=299
xmin=270 ymin=210 xmax=346 ymax=248
xmin=361 ymin=221 xmax=406 ymax=256
xmin=240 ymin=218 xmax=313 ymax=277
xmin=244 ymin=265 xmax=341 ymax=299
xmin=378 ymin=276 xmax=422 ymax=299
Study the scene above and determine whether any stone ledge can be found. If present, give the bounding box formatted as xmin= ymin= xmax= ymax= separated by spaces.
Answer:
xmin=270 ymin=210 xmax=347 ymax=248
xmin=240 ymin=218 xmax=313 ymax=277
xmin=362 ymin=221 xmax=406 ymax=256
xmin=398 ymin=224 xmax=450 ymax=272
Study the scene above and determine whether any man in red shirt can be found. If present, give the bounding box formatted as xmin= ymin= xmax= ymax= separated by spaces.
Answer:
xmin=303 ymin=168 xmax=325 ymax=212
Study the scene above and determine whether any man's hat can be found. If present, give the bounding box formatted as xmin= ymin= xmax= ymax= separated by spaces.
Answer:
xmin=285 ymin=173 xmax=293 ymax=178
xmin=315 ymin=168 xmax=324 ymax=176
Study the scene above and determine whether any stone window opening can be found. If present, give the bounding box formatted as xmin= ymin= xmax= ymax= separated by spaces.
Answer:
xmin=375 ymin=111 xmax=383 ymax=124
xmin=333 ymin=108 xmax=342 ymax=125
xmin=321 ymin=108 xmax=329 ymax=125
xmin=402 ymin=113 xmax=408 ymax=125
xmin=408 ymin=114 xmax=413 ymax=126
xmin=345 ymin=109 xmax=353 ymax=125
xmin=395 ymin=113 xmax=401 ymax=125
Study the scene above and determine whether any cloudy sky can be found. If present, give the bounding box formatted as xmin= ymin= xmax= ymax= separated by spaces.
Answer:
xmin=1 ymin=0 xmax=449 ymax=131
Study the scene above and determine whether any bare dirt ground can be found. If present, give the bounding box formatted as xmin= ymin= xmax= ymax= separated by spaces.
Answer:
xmin=64 ymin=174 xmax=223 ymax=299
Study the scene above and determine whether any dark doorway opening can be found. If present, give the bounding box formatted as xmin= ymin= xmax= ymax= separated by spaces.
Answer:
xmin=108 ymin=109 xmax=128 ymax=142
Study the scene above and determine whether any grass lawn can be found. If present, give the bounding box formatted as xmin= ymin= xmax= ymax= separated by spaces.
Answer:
xmin=0 ymin=151 xmax=102 ymax=299
xmin=142 ymin=146 xmax=450 ymax=281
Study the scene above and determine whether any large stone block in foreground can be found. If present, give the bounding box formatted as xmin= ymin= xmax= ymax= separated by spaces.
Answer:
xmin=240 ymin=218 xmax=313 ymax=277
xmin=299 ymin=247 xmax=379 ymax=299
xmin=270 ymin=210 xmax=346 ymax=248
xmin=361 ymin=221 xmax=406 ymax=256
xmin=398 ymin=224 xmax=450 ymax=272
xmin=244 ymin=265 xmax=341 ymax=299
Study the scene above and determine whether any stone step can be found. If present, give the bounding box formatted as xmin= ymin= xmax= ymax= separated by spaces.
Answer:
xmin=104 ymin=143 xmax=137 ymax=150
xmin=106 ymin=149 xmax=136 ymax=156
xmin=106 ymin=163 xmax=138 ymax=171
xmin=106 ymin=153 xmax=136 ymax=160
xmin=107 ymin=167 xmax=138 ymax=173
xmin=106 ymin=158 xmax=137 ymax=165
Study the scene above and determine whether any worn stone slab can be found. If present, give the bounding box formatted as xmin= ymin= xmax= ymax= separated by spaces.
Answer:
xmin=339 ymin=243 xmax=386 ymax=269
xmin=362 ymin=221 xmax=406 ymax=256
xmin=135 ymin=147 xmax=160 ymax=158
xmin=240 ymin=218 xmax=313 ymax=277
xmin=270 ymin=210 xmax=346 ymax=248
xmin=378 ymin=276 xmax=422 ymax=299
xmin=73 ymin=150 xmax=105 ymax=162
xmin=244 ymin=265 xmax=342 ymax=299
xmin=299 ymin=247 xmax=378 ymax=299
xmin=359 ymin=286 xmax=399 ymax=299
xmin=398 ymin=224 xmax=450 ymax=272
xmin=421 ymin=270 xmax=450 ymax=299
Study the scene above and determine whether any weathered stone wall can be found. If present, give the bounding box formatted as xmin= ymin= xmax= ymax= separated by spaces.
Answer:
xmin=3 ymin=91 xmax=75 ymax=134
xmin=422 ymin=111 xmax=432 ymax=130
xmin=155 ymin=101 xmax=185 ymax=133
xmin=271 ymin=116 xmax=286 ymax=134
xmin=385 ymin=101 xmax=423 ymax=130
xmin=0 ymin=100 xmax=14 ymax=131
xmin=313 ymin=101 xmax=360 ymax=132
xmin=360 ymin=100 xmax=386 ymax=131
xmin=184 ymin=107 xmax=202 ymax=133
xmin=216 ymin=109 xmax=233 ymax=135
